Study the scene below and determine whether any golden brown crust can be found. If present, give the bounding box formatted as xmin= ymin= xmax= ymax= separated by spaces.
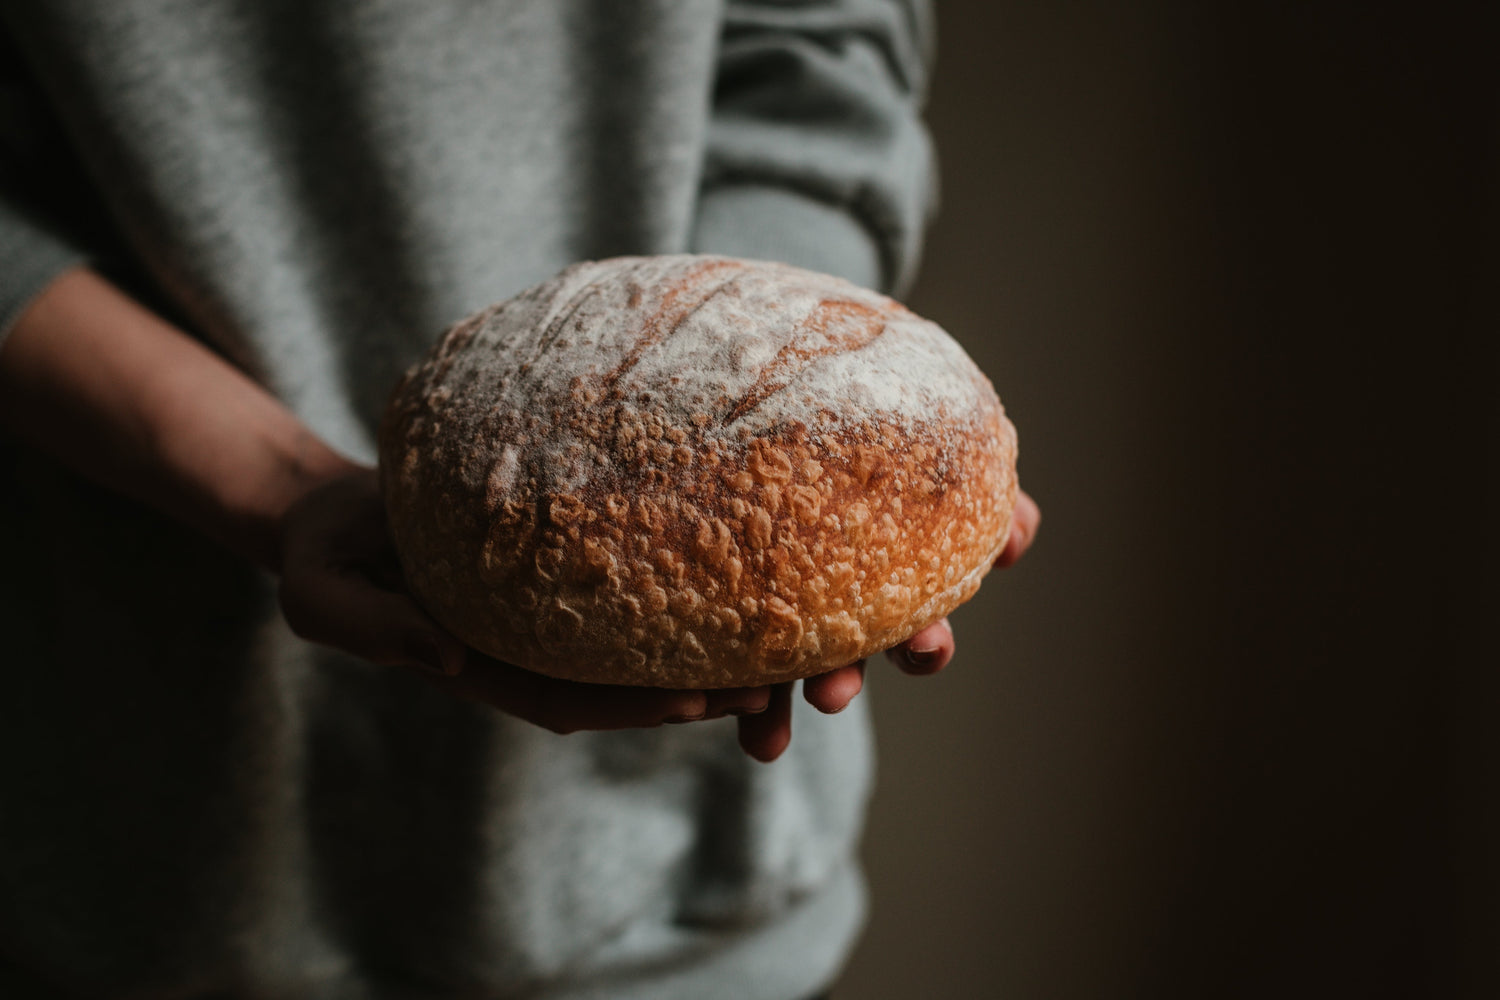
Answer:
xmin=378 ymin=255 xmax=1019 ymax=688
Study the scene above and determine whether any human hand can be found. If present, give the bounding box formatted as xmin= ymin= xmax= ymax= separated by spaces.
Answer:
xmin=278 ymin=469 xmax=1039 ymax=756
xmin=275 ymin=466 xmax=771 ymax=731
xmin=734 ymin=490 xmax=1042 ymax=762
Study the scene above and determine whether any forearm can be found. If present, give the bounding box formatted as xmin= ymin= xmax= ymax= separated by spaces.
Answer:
xmin=0 ymin=267 xmax=358 ymax=571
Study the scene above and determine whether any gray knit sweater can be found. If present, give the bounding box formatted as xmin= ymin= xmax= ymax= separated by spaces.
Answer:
xmin=0 ymin=2 xmax=936 ymax=996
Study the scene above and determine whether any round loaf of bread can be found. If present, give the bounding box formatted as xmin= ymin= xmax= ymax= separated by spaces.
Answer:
xmin=378 ymin=255 xmax=1019 ymax=688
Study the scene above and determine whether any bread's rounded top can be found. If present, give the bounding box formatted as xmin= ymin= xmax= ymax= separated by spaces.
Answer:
xmin=380 ymin=255 xmax=1018 ymax=688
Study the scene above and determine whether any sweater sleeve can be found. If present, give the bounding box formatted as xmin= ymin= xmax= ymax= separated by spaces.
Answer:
xmin=0 ymin=31 xmax=91 ymax=344
xmin=0 ymin=200 xmax=87 ymax=343
xmin=690 ymin=0 xmax=938 ymax=296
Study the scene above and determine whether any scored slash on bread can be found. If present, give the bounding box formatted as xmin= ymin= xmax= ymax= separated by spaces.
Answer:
xmin=378 ymin=255 xmax=1019 ymax=688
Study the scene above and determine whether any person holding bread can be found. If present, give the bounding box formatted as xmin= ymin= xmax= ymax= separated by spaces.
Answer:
xmin=0 ymin=2 xmax=1038 ymax=998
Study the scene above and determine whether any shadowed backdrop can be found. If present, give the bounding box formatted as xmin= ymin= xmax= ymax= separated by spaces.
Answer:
xmin=842 ymin=3 xmax=1495 ymax=997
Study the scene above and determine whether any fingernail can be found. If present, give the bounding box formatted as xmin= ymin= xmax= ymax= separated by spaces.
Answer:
xmin=727 ymin=704 xmax=768 ymax=717
xmin=666 ymin=712 xmax=706 ymax=724
xmin=905 ymin=647 xmax=942 ymax=669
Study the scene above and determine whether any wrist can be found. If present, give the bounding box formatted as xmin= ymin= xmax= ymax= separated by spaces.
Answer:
xmin=1 ymin=267 xmax=365 ymax=574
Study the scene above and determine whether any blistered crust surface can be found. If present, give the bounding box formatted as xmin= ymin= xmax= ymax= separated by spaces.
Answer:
xmin=379 ymin=256 xmax=1019 ymax=688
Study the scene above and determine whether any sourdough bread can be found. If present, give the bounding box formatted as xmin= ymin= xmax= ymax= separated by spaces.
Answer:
xmin=378 ymin=256 xmax=1018 ymax=688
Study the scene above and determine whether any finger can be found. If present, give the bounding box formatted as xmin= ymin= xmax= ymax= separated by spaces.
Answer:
xmin=434 ymin=662 xmax=709 ymax=735
xmin=278 ymin=566 xmax=465 ymax=677
xmin=994 ymin=490 xmax=1041 ymax=569
xmin=803 ymin=661 xmax=866 ymax=713
xmin=886 ymin=617 xmax=954 ymax=675
xmin=737 ymin=681 xmax=794 ymax=763
xmin=704 ymin=686 xmax=772 ymax=719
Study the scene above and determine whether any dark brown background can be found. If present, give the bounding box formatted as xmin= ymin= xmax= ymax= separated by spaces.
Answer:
xmin=843 ymin=2 xmax=1495 ymax=997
